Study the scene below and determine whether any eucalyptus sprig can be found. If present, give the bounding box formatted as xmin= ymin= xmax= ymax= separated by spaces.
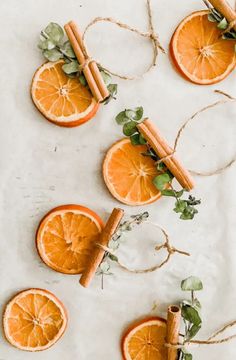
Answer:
xmin=38 ymin=22 xmax=117 ymax=102
xmin=178 ymin=276 xmax=203 ymax=360
xmin=97 ymin=212 xmax=149 ymax=280
xmin=115 ymin=108 xmax=201 ymax=220
xmin=203 ymin=0 xmax=236 ymax=44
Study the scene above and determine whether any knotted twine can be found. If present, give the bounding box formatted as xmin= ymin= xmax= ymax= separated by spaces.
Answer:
xmin=98 ymin=221 xmax=190 ymax=274
xmin=155 ymin=90 xmax=236 ymax=177
xmin=80 ymin=0 xmax=165 ymax=79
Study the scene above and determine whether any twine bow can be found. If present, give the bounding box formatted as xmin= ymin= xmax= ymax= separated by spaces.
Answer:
xmin=82 ymin=0 xmax=164 ymax=80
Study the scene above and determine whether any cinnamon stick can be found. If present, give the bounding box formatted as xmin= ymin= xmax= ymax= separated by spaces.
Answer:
xmin=80 ymin=208 xmax=124 ymax=288
xmin=208 ymin=0 xmax=236 ymax=30
xmin=137 ymin=119 xmax=194 ymax=191
xmin=166 ymin=305 xmax=181 ymax=360
xmin=64 ymin=21 xmax=109 ymax=102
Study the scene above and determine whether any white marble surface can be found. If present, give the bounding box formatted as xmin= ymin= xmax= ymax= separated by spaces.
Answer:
xmin=0 ymin=0 xmax=236 ymax=359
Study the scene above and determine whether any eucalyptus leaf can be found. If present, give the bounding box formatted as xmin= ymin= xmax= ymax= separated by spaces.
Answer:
xmin=181 ymin=305 xmax=202 ymax=326
xmin=38 ymin=39 xmax=55 ymax=50
xmin=44 ymin=22 xmax=64 ymax=44
xmin=61 ymin=41 xmax=76 ymax=58
xmin=43 ymin=48 xmax=63 ymax=61
xmin=187 ymin=324 xmax=201 ymax=340
xmin=79 ymin=74 xmax=87 ymax=86
xmin=153 ymin=173 xmax=171 ymax=191
xmin=116 ymin=111 xmax=129 ymax=125
xmin=174 ymin=200 xmax=187 ymax=213
xmin=181 ymin=276 xmax=203 ymax=291
xmin=100 ymin=70 xmax=112 ymax=85
xmin=139 ymin=134 xmax=146 ymax=144
xmin=208 ymin=13 xmax=217 ymax=22
xmin=108 ymin=254 xmax=119 ymax=262
xmin=107 ymin=84 xmax=117 ymax=98
xmin=130 ymin=133 xmax=141 ymax=145
xmin=62 ymin=60 xmax=79 ymax=74
xmin=123 ymin=121 xmax=137 ymax=136
xmin=217 ymin=17 xmax=228 ymax=30
xmin=183 ymin=353 xmax=193 ymax=360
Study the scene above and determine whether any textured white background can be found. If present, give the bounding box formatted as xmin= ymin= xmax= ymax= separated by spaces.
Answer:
xmin=0 ymin=0 xmax=236 ymax=359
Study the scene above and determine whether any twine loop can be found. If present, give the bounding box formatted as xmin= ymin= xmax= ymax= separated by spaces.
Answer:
xmin=154 ymin=90 xmax=236 ymax=177
xmin=97 ymin=220 xmax=190 ymax=274
xmin=82 ymin=0 xmax=164 ymax=80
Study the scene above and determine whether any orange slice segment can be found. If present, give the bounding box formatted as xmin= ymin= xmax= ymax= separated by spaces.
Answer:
xmin=3 ymin=288 xmax=67 ymax=352
xmin=36 ymin=204 xmax=104 ymax=274
xmin=31 ymin=60 xmax=99 ymax=127
xmin=103 ymin=138 xmax=162 ymax=206
xmin=170 ymin=10 xmax=236 ymax=85
xmin=122 ymin=317 xmax=167 ymax=360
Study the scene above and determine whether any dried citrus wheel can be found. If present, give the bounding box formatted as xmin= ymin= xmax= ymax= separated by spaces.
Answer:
xmin=3 ymin=288 xmax=67 ymax=352
xmin=103 ymin=138 xmax=162 ymax=206
xmin=122 ymin=317 xmax=167 ymax=360
xmin=170 ymin=10 xmax=236 ymax=85
xmin=36 ymin=204 xmax=104 ymax=274
xmin=31 ymin=60 xmax=99 ymax=127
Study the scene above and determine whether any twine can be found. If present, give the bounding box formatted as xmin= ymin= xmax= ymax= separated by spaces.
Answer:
xmin=97 ymin=221 xmax=190 ymax=274
xmin=155 ymin=90 xmax=236 ymax=177
xmin=165 ymin=319 xmax=236 ymax=349
xmin=81 ymin=0 xmax=164 ymax=80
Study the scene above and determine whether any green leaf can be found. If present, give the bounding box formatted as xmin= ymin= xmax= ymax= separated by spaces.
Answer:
xmin=181 ymin=305 xmax=202 ymax=326
xmin=181 ymin=276 xmax=203 ymax=291
xmin=107 ymin=84 xmax=117 ymax=98
xmin=38 ymin=39 xmax=56 ymax=50
xmin=79 ymin=74 xmax=87 ymax=86
xmin=123 ymin=121 xmax=137 ymax=136
xmin=108 ymin=254 xmax=119 ymax=262
xmin=130 ymin=133 xmax=141 ymax=145
xmin=208 ymin=13 xmax=217 ymax=22
xmin=156 ymin=161 xmax=165 ymax=171
xmin=187 ymin=324 xmax=201 ymax=340
xmin=44 ymin=22 xmax=64 ymax=44
xmin=116 ymin=111 xmax=129 ymax=125
xmin=180 ymin=206 xmax=198 ymax=220
xmin=153 ymin=173 xmax=171 ymax=191
xmin=174 ymin=200 xmax=187 ymax=213
xmin=100 ymin=70 xmax=112 ymax=85
xmin=108 ymin=239 xmax=120 ymax=251
xmin=139 ymin=134 xmax=146 ymax=144
xmin=43 ymin=48 xmax=63 ymax=61
xmin=61 ymin=41 xmax=76 ymax=58
xmin=183 ymin=353 xmax=193 ymax=360
xmin=217 ymin=17 xmax=228 ymax=30
xmin=125 ymin=107 xmax=143 ymax=121
xmin=161 ymin=189 xmax=185 ymax=198
xmin=62 ymin=60 xmax=79 ymax=74
xmin=99 ymin=261 xmax=112 ymax=275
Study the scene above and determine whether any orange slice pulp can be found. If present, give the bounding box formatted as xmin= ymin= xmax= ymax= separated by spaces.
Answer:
xmin=3 ymin=288 xmax=67 ymax=352
xmin=170 ymin=11 xmax=236 ymax=84
xmin=31 ymin=60 xmax=99 ymax=127
xmin=103 ymin=138 xmax=162 ymax=206
xmin=122 ymin=317 xmax=167 ymax=360
xmin=36 ymin=204 xmax=104 ymax=274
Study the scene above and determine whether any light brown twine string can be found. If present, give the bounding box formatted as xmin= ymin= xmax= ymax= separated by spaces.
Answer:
xmin=165 ymin=319 xmax=236 ymax=349
xmin=81 ymin=0 xmax=165 ymax=80
xmin=97 ymin=221 xmax=190 ymax=273
xmin=155 ymin=90 xmax=236 ymax=177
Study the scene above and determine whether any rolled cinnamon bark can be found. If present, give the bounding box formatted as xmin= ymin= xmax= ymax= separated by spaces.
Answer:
xmin=208 ymin=0 xmax=236 ymax=30
xmin=80 ymin=208 xmax=124 ymax=288
xmin=166 ymin=305 xmax=181 ymax=360
xmin=64 ymin=21 xmax=109 ymax=102
xmin=137 ymin=119 xmax=194 ymax=191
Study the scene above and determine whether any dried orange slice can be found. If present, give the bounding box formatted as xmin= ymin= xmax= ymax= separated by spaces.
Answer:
xmin=3 ymin=288 xmax=67 ymax=352
xmin=36 ymin=204 xmax=104 ymax=274
xmin=103 ymin=138 xmax=161 ymax=206
xmin=170 ymin=11 xmax=236 ymax=85
xmin=31 ymin=60 xmax=99 ymax=127
xmin=122 ymin=317 xmax=167 ymax=360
